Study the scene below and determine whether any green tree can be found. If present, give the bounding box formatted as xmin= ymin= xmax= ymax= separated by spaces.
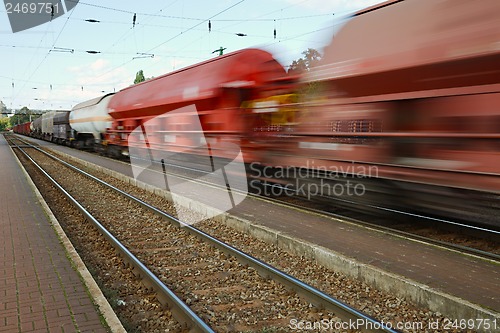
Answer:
xmin=302 ymin=48 xmax=322 ymax=69
xmin=289 ymin=58 xmax=307 ymax=74
xmin=134 ymin=70 xmax=145 ymax=84
xmin=11 ymin=106 xmax=32 ymax=125
xmin=0 ymin=117 xmax=10 ymax=131
xmin=288 ymin=48 xmax=322 ymax=74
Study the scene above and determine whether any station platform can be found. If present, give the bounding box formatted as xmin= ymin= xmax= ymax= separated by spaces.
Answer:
xmin=0 ymin=134 xmax=122 ymax=333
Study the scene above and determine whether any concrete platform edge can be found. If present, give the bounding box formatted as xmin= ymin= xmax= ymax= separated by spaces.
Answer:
xmin=10 ymin=145 xmax=126 ymax=333
xmin=55 ymin=149 xmax=500 ymax=332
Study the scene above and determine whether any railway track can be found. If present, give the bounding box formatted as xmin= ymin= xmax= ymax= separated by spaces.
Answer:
xmin=8 ymin=134 xmax=400 ymax=333
xmin=96 ymin=144 xmax=500 ymax=262
xmin=19 ymin=134 xmax=500 ymax=249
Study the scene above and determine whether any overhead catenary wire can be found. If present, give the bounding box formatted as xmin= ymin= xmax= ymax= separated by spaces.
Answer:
xmin=91 ymin=0 xmax=247 ymax=83
xmin=1 ymin=2 xmax=334 ymax=56
xmin=70 ymin=0 xmax=332 ymax=22
xmin=3 ymin=0 xmax=354 ymax=110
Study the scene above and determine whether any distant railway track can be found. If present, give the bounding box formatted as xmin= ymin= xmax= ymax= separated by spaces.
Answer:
xmin=7 ymin=134 xmax=400 ymax=333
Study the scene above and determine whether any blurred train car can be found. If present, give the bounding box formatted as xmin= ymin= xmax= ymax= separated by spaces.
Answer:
xmin=52 ymin=111 xmax=71 ymax=144
xmin=9 ymin=0 xmax=498 ymax=227
xmin=31 ymin=116 xmax=42 ymax=139
xmin=37 ymin=111 xmax=70 ymax=142
xmin=69 ymin=93 xmax=114 ymax=150
xmin=105 ymin=48 xmax=290 ymax=161
xmin=257 ymin=0 xmax=500 ymax=226
xmin=12 ymin=122 xmax=31 ymax=136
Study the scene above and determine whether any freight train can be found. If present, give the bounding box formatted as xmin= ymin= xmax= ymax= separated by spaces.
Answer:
xmin=13 ymin=0 xmax=500 ymax=228
xmin=254 ymin=0 xmax=500 ymax=227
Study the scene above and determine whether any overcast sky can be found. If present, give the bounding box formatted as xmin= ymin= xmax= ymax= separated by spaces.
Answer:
xmin=1 ymin=0 xmax=383 ymax=111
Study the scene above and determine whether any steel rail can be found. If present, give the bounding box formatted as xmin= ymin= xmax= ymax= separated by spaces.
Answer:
xmin=11 ymin=140 xmax=215 ymax=333
xmin=25 ymin=138 xmax=400 ymax=333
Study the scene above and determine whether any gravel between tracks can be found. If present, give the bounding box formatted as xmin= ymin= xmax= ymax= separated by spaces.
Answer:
xmin=21 ymin=149 xmax=344 ymax=332
xmin=20 ymin=146 xmax=475 ymax=333
xmin=15 ymin=148 xmax=184 ymax=333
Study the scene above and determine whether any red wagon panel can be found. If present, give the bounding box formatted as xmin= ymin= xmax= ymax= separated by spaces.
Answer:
xmin=106 ymin=48 xmax=287 ymax=158
xmin=108 ymin=48 xmax=285 ymax=119
xmin=307 ymin=0 xmax=500 ymax=98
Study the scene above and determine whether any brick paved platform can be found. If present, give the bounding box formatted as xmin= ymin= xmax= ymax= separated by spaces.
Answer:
xmin=0 ymin=134 xmax=122 ymax=333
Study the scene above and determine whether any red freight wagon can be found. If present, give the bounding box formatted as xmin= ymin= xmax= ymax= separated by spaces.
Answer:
xmin=12 ymin=121 xmax=31 ymax=136
xmin=259 ymin=0 xmax=500 ymax=227
xmin=106 ymin=48 xmax=288 ymax=161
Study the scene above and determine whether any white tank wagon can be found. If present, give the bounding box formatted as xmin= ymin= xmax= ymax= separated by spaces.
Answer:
xmin=69 ymin=93 xmax=114 ymax=149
